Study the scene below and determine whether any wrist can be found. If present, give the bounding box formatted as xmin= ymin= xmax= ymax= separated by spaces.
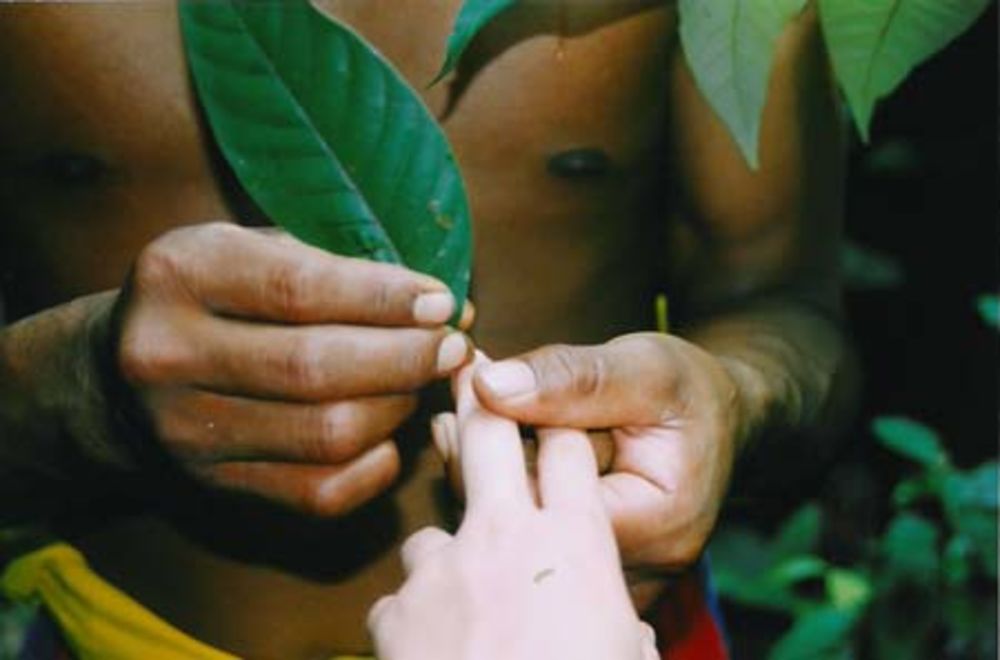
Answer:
xmin=1 ymin=291 xmax=126 ymax=472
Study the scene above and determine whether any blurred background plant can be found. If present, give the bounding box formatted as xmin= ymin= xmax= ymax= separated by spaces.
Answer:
xmin=715 ymin=4 xmax=997 ymax=657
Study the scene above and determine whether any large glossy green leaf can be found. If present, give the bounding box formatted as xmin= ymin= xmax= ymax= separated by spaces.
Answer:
xmin=180 ymin=1 xmax=472 ymax=309
xmin=434 ymin=0 xmax=518 ymax=83
xmin=678 ymin=0 xmax=807 ymax=168
xmin=818 ymin=0 xmax=991 ymax=141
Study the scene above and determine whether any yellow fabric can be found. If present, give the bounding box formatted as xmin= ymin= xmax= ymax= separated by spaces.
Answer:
xmin=2 ymin=543 xmax=372 ymax=660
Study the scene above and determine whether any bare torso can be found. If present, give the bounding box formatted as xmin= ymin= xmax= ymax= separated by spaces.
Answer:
xmin=0 ymin=2 xmax=678 ymax=656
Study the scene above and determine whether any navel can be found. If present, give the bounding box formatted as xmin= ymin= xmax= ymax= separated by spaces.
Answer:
xmin=546 ymin=147 xmax=612 ymax=179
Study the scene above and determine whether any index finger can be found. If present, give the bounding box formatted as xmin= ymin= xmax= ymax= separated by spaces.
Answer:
xmin=454 ymin=353 xmax=534 ymax=512
xmin=164 ymin=223 xmax=457 ymax=327
xmin=536 ymin=427 xmax=603 ymax=512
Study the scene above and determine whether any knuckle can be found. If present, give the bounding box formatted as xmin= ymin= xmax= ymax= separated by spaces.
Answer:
xmin=117 ymin=321 xmax=186 ymax=385
xmin=263 ymin=261 xmax=314 ymax=321
xmin=132 ymin=242 xmax=184 ymax=294
xmin=402 ymin=331 xmax=441 ymax=380
xmin=314 ymin=406 xmax=361 ymax=462
xmin=191 ymin=221 xmax=241 ymax=245
xmin=278 ymin=333 xmax=326 ymax=393
xmin=369 ymin=279 xmax=397 ymax=320
xmin=541 ymin=344 xmax=605 ymax=398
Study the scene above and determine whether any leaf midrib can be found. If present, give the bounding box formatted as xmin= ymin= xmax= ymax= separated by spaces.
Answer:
xmin=861 ymin=0 xmax=905 ymax=103
xmin=228 ymin=2 xmax=403 ymax=263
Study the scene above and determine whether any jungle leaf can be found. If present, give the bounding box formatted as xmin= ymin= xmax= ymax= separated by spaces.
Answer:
xmin=180 ymin=1 xmax=472 ymax=310
xmin=678 ymin=0 xmax=807 ymax=168
xmin=770 ymin=606 xmax=857 ymax=660
xmin=942 ymin=462 xmax=999 ymax=577
xmin=772 ymin=502 xmax=823 ymax=559
xmin=976 ymin=294 xmax=1000 ymax=329
xmin=434 ymin=0 xmax=518 ymax=83
xmin=872 ymin=416 xmax=950 ymax=469
xmin=840 ymin=239 xmax=905 ymax=290
xmin=818 ymin=0 xmax=992 ymax=141
xmin=881 ymin=512 xmax=939 ymax=586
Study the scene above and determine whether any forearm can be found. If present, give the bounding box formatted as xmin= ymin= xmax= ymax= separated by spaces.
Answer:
xmin=678 ymin=296 xmax=859 ymax=456
xmin=0 ymin=291 xmax=120 ymax=523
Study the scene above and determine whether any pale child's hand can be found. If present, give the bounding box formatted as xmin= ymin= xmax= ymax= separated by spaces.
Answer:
xmin=367 ymin=354 xmax=658 ymax=660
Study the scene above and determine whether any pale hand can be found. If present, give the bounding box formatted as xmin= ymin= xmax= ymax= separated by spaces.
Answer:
xmin=367 ymin=355 xmax=658 ymax=660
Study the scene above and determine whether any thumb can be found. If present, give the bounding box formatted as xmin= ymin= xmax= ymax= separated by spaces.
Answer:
xmin=472 ymin=333 xmax=685 ymax=428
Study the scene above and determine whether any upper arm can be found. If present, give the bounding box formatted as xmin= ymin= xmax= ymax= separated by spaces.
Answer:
xmin=665 ymin=4 xmax=846 ymax=321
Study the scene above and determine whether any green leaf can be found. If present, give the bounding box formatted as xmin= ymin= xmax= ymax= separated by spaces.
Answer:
xmin=942 ymin=535 xmax=973 ymax=586
xmin=976 ymin=294 xmax=1000 ymax=329
xmin=818 ymin=0 xmax=992 ymax=141
xmin=766 ymin=555 xmax=829 ymax=588
xmin=769 ymin=606 xmax=858 ymax=660
xmin=941 ymin=462 xmax=999 ymax=577
xmin=825 ymin=568 xmax=872 ymax=612
xmin=180 ymin=1 xmax=472 ymax=310
xmin=872 ymin=416 xmax=950 ymax=469
xmin=710 ymin=526 xmax=808 ymax=613
xmin=434 ymin=0 xmax=518 ymax=83
xmin=773 ymin=502 xmax=823 ymax=559
xmin=678 ymin=0 xmax=807 ymax=168
xmin=840 ymin=239 xmax=905 ymax=290
xmin=891 ymin=475 xmax=934 ymax=508
xmin=881 ymin=512 xmax=940 ymax=586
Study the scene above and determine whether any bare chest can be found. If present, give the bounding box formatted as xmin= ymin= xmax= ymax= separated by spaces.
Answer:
xmin=1 ymin=1 xmax=676 ymax=348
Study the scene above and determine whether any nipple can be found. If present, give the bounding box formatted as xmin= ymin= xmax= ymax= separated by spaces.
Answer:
xmin=547 ymin=147 xmax=612 ymax=179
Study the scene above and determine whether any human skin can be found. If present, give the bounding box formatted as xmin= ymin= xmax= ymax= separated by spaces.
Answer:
xmin=0 ymin=1 xmax=853 ymax=657
xmin=368 ymin=354 xmax=659 ymax=660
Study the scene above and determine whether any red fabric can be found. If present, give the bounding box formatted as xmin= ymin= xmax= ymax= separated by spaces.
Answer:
xmin=652 ymin=570 xmax=729 ymax=660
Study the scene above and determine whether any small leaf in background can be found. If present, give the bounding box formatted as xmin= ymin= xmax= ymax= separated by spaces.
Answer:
xmin=825 ymin=568 xmax=872 ymax=612
xmin=766 ymin=555 xmax=829 ymax=588
xmin=0 ymin=599 xmax=35 ymax=658
xmin=772 ymin=502 xmax=823 ymax=559
xmin=433 ymin=0 xmax=518 ymax=83
xmin=976 ymin=294 xmax=1000 ymax=329
xmin=769 ymin=606 xmax=857 ymax=660
xmin=881 ymin=512 xmax=940 ymax=586
xmin=818 ymin=0 xmax=992 ymax=141
xmin=941 ymin=462 xmax=999 ymax=577
xmin=872 ymin=416 xmax=950 ymax=469
xmin=678 ymin=0 xmax=808 ymax=168
xmin=840 ymin=239 xmax=905 ymax=290
xmin=862 ymin=138 xmax=922 ymax=177
xmin=180 ymin=1 xmax=472 ymax=311
xmin=890 ymin=475 xmax=936 ymax=508
xmin=942 ymin=535 xmax=973 ymax=586
xmin=710 ymin=527 xmax=788 ymax=609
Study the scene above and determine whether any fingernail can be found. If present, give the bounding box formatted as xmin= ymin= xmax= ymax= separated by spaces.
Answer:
xmin=430 ymin=414 xmax=451 ymax=461
xmin=436 ymin=332 xmax=470 ymax=374
xmin=478 ymin=360 xmax=536 ymax=399
xmin=413 ymin=291 xmax=454 ymax=325
xmin=442 ymin=414 xmax=459 ymax=458
xmin=458 ymin=299 xmax=476 ymax=330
